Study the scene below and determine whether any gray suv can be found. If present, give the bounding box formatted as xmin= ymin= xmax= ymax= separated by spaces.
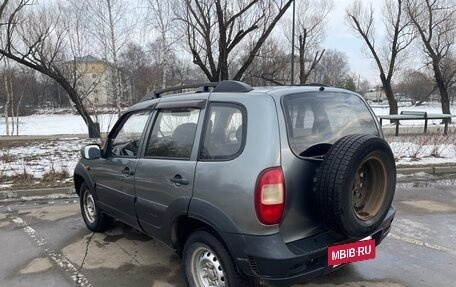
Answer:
xmin=74 ymin=81 xmax=396 ymax=287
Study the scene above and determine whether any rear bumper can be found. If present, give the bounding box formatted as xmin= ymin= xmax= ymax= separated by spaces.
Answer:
xmin=227 ymin=207 xmax=395 ymax=285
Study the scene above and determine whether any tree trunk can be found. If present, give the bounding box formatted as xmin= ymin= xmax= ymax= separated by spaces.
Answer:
xmin=9 ymin=69 xmax=15 ymax=135
xmin=161 ymin=32 xmax=169 ymax=88
xmin=16 ymin=95 xmax=23 ymax=136
xmin=15 ymin=77 xmax=27 ymax=136
xmin=215 ymin=1 xmax=228 ymax=81
xmin=106 ymin=0 xmax=122 ymax=117
xmin=380 ymin=74 xmax=398 ymax=116
xmin=55 ymin=75 xmax=94 ymax=126
xmin=3 ymin=57 xmax=13 ymax=136
xmin=3 ymin=70 xmax=10 ymax=136
xmin=433 ymin=60 xmax=451 ymax=115
xmin=0 ymin=49 xmax=95 ymax=128
xmin=299 ymin=33 xmax=306 ymax=85
xmin=219 ymin=57 xmax=229 ymax=81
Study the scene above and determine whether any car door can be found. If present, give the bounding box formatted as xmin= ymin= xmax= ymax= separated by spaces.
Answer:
xmin=91 ymin=110 xmax=151 ymax=228
xmin=135 ymin=101 xmax=204 ymax=238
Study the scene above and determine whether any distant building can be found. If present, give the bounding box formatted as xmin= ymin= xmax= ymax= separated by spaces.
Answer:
xmin=65 ymin=55 xmax=129 ymax=107
xmin=363 ymin=90 xmax=386 ymax=103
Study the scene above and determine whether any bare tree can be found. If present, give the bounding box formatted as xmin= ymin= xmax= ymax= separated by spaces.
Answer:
xmin=311 ymin=49 xmax=350 ymax=87
xmin=243 ymin=37 xmax=290 ymax=85
xmin=358 ymin=78 xmax=372 ymax=94
xmin=73 ymin=0 xmax=134 ymax=116
xmin=398 ymin=69 xmax=434 ymax=104
xmin=405 ymin=0 xmax=456 ymax=114
xmin=0 ymin=0 xmax=95 ymax=127
xmin=346 ymin=0 xmax=415 ymax=116
xmin=147 ymin=0 xmax=176 ymax=88
xmin=2 ymin=57 xmax=13 ymax=135
xmin=285 ymin=0 xmax=333 ymax=84
xmin=176 ymin=0 xmax=293 ymax=82
xmin=62 ymin=3 xmax=110 ymax=119
xmin=440 ymin=53 xmax=456 ymax=98
xmin=119 ymin=42 xmax=154 ymax=103
xmin=1 ymin=58 xmax=32 ymax=135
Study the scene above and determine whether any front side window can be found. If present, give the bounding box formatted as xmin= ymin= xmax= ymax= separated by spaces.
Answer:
xmin=283 ymin=92 xmax=377 ymax=156
xmin=145 ymin=108 xmax=200 ymax=159
xmin=200 ymin=104 xmax=246 ymax=160
xmin=110 ymin=111 xmax=150 ymax=157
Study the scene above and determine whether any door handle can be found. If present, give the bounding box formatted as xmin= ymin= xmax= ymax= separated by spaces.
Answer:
xmin=170 ymin=174 xmax=189 ymax=185
xmin=121 ymin=167 xmax=134 ymax=176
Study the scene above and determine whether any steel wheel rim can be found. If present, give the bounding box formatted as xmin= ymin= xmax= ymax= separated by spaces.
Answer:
xmin=352 ymin=155 xmax=387 ymax=221
xmin=83 ymin=190 xmax=97 ymax=224
xmin=190 ymin=246 xmax=226 ymax=287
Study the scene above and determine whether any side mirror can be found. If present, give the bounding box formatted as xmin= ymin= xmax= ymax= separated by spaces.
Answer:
xmin=81 ymin=144 xmax=101 ymax=160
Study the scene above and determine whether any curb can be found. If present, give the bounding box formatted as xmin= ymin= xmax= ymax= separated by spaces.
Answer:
xmin=0 ymin=187 xmax=76 ymax=201
xmin=397 ymin=165 xmax=456 ymax=175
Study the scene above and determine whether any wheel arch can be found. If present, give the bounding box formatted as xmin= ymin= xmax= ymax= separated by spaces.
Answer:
xmin=73 ymin=163 xmax=96 ymax=198
xmin=172 ymin=199 xmax=245 ymax=260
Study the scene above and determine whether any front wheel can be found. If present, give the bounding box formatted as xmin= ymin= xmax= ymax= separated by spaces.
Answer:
xmin=183 ymin=230 xmax=246 ymax=287
xmin=79 ymin=182 xmax=112 ymax=232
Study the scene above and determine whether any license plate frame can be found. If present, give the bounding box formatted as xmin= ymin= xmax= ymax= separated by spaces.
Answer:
xmin=328 ymin=236 xmax=375 ymax=266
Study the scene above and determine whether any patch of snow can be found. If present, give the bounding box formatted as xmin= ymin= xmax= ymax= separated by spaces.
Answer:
xmin=0 ymin=113 xmax=119 ymax=135
xmin=371 ymin=103 xmax=456 ymax=126
xmin=0 ymin=138 xmax=94 ymax=178
xmin=1 ymin=104 xmax=456 ymax=184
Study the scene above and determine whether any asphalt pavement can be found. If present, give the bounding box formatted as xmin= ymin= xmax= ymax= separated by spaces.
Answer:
xmin=0 ymin=175 xmax=455 ymax=287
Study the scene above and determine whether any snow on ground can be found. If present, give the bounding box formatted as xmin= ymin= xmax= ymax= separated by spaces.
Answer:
xmin=370 ymin=103 xmax=456 ymax=127
xmin=389 ymin=138 xmax=456 ymax=166
xmin=1 ymin=103 xmax=456 ymax=187
xmin=0 ymin=113 xmax=119 ymax=135
xmin=2 ymin=103 xmax=455 ymax=136
xmin=0 ymin=138 xmax=97 ymax=180
xmin=0 ymin=137 xmax=99 ymax=189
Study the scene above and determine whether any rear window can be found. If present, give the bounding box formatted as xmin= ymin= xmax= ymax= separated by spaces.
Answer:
xmin=282 ymin=92 xmax=378 ymax=156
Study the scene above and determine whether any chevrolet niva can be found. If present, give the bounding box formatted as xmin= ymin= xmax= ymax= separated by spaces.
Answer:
xmin=74 ymin=80 xmax=395 ymax=287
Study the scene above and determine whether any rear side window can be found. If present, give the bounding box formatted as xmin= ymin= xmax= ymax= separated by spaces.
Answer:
xmin=200 ymin=104 xmax=246 ymax=160
xmin=145 ymin=108 xmax=200 ymax=159
xmin=283 ymin=92 xmax=377 ymax=156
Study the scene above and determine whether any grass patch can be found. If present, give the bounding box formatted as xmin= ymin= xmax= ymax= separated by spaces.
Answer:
xmin=42 ymin=169 xmax=70 ymax=182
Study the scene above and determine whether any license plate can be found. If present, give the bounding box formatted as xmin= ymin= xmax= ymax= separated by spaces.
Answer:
xmin=327 ymin=237 xmax=375 ymax=266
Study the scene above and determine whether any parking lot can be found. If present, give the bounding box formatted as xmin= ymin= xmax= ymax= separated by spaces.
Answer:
xmin=0 ymin=175 xmax=455 ymax=287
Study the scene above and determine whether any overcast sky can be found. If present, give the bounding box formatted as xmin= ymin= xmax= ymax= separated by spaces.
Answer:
xmin=323 ymin=0 xmax=387 ymax=85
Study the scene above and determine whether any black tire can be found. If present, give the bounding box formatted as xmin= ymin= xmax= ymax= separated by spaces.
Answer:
xmin=315 ymin=134 xmax=396 ymax=238
xmin=183 ymin=230 xmax=246 ymax=287
xmin=79 ymin=182 xmax=113 ymax=232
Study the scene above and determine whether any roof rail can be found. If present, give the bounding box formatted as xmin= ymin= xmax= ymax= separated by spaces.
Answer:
xmin=213 ymin=80 xmax=253 ymax=93
xmin=141 ymin=82 xmax=219 ymax=101
xmin=301 ymin=83 xmax=332 ymax=87
xmin=140 ymin=80 xmax=254 ymax=102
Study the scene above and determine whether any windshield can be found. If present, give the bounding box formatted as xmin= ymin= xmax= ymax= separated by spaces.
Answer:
xmin=282 ymin=92 xmax=378 ymax=156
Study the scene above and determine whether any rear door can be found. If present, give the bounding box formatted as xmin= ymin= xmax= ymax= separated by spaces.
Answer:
xmin=135 ymin=100 xmax=204 ymax=238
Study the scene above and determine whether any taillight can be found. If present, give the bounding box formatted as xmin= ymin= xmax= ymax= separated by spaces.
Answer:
xmin=255 ymin=167 xmax=285 ymax=225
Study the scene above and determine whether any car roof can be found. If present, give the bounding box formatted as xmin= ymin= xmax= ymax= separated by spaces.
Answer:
xmin=126 ymin=83 xmax=360 ymax=113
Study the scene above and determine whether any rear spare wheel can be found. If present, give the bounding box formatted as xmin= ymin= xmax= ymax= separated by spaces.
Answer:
xmin=315 ymin=134 xmax=396 ymax=238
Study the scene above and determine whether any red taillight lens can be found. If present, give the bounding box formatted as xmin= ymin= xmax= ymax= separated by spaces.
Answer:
xmin=255 ymin=167 xmax=285 ymax=225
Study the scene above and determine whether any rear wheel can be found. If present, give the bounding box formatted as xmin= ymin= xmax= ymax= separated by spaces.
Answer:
xmin=79 ymin=182 xmax=113 ymax=232
xmin=183 ymin=230 xmax=246 ymax=287
xmin=315 ymin=134 xmax=396 ymax=238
